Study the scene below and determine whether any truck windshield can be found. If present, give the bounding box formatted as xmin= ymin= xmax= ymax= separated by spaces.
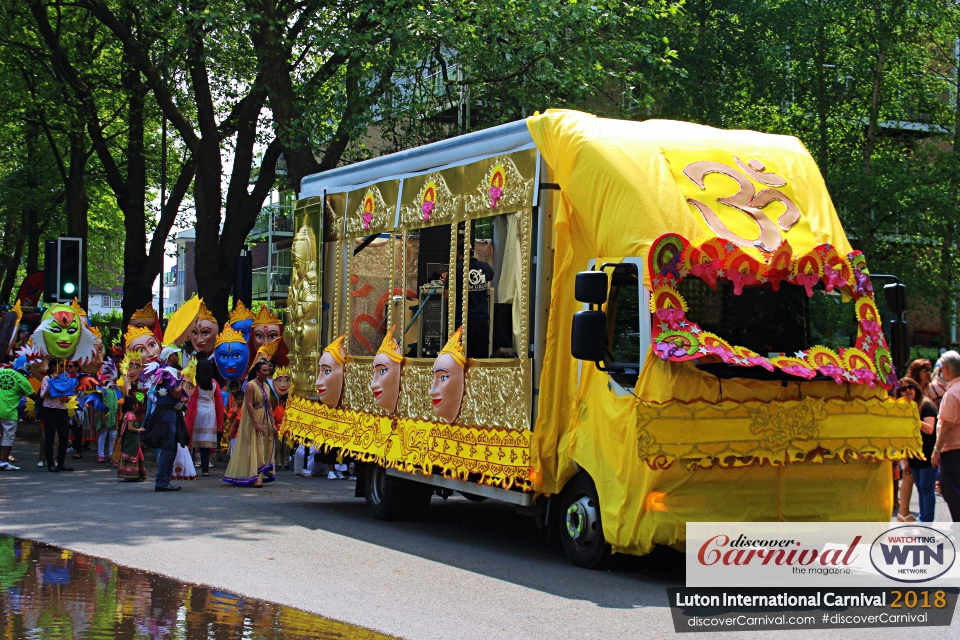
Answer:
xmin=678 ymin=278 xmax=858 ymax=358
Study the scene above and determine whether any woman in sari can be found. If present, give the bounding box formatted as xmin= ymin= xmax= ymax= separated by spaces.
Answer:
xmin=115 ymin=394 xmax=146 ymax=481
xmin=223 ymin=362 xmax=275 ymax=487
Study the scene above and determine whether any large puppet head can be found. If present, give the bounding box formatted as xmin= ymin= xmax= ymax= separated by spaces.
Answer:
xmin=430 ymin=326 xmax=466 ymax=424
xmin=315 ymin=333 xmax=347 ymax=409
xmin=370 ymin=327 xmax=402 ymax=413
xmin=120 ymin=349 xmax=143 ymax=385
xmin=0 ymin=301 xmax=22 ymax=359
xmin=229 ymin=300 xmax=255 ymax=343
xmin=251 ymin=306 xmax=283 ymax=353
xmin=81 ymin=326 xmax=105 ymax=375
xmin=164 ymin=296 xmax=201 ymax=346
xmin=273 ymin=366 xmax=292 ymax=397
xmin=190 ymin=301 xmax=219 ymax=355
xmin=128 ymin=302 xmax=157 ymax=329
xmin=33 ymin=303 xmax=97 ymax=362
xmin=124 ymin=326 xmax=161 ymax=364
xmin=16 ymin=343 xmax=47 ymax=380
xmin=214 ymin=326 xmax=249 ymax=381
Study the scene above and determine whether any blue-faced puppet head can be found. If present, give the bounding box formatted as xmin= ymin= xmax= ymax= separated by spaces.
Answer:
xmin=228 ymin=300 xmax=254 ymax=343
xmin=214 ymin=326 xmax=249 ymax=381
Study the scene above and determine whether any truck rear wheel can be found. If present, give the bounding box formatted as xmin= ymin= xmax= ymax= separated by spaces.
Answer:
xmin=364 ymin=465 xmax=432 ymax=521
xmin=558 ymin=472 xmax=611 ymax=569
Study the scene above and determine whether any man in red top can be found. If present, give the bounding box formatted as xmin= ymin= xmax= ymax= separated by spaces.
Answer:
xmin=932 ymin=350 xmax=960 ymax=521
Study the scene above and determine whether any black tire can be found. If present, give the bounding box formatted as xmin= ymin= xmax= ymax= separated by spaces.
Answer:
xmin=557 ymin=471 xmax=611 ymax=569
xmin=364 ymin=465 xmax=432 ymax=521
xmin=457 ymin=491 xmax=488 ymax=503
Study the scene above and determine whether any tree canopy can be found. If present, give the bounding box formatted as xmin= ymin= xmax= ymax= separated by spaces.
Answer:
xmin=0 ymin=0 xmax=956 ymax=343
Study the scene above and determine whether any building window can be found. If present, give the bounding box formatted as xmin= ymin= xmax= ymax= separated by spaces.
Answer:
xmin=102 ymin=295 xmax=112 ymax=308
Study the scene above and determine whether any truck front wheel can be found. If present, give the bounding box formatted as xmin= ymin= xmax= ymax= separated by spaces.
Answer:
xmin=365 ymin=465 xmax=432 ymax=521
xmin=558 ymin=472 xmax=611 ymax=569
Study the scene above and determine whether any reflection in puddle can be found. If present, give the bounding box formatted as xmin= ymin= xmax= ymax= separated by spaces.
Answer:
xmin=0 ymin=535 xmax=392 ymax=639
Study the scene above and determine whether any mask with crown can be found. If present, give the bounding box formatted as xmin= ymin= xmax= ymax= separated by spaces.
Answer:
xmin=190 ymin=301 xmax=219 ymax=355
xmin=316 ymin=333 xmax=347 ymax=409
xmin=370 ymin=326 xmax=403 ymax=413
xmin=214 ymin=326 xmax=249 ymax=381
xmin=430 ymin=326 xmax=466 ymax=423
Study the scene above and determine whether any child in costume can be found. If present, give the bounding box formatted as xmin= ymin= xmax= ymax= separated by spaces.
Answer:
xmin=116 ymin=394 xmax=146 ymax=481
xmin=170 ymin=360 xmax=197 ymax=481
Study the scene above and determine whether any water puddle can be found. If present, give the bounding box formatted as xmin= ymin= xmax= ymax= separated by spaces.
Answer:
xmin=0 ymin=535 xmax=392 ymax=639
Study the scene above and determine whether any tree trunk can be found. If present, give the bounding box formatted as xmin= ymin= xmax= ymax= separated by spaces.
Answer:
xmin=64 ymin=114 xmax=89 ymax=308
xmin=813 ymin=2 xmax=829 ymax=169
xmin=0 ymin=226 xmax=26 ymax=304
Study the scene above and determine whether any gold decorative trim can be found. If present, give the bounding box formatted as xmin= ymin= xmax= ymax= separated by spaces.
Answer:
xmin=346 ymin=184 xmax=396 ymax=237
xmin=323 ymin=193 xmax=345 ymax=242
xmin=463 ymin=155 xmax=534 ymax=219
xmin=399 ymin=172 xmax=460 ymax=229
xmin=282 ymin=395 xmax=533 ymax=490
xmin=517 ymin=208 xmax=532 ymax=357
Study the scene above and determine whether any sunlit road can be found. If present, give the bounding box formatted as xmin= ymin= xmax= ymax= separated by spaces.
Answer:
xmin=0 ymin=427 xmax=948 ymax=639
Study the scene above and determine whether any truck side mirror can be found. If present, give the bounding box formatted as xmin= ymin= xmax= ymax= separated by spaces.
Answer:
xmin=571 ymin=311 xmax=607 ymax=361
xmin=884 ymin=283 xmax=907 ymax=316
xmin=575 ymin=271 xmax=608 ymax=305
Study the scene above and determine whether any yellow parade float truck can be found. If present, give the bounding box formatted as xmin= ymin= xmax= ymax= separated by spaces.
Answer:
xmin=282 ymin=109 xmax=920 ymax=568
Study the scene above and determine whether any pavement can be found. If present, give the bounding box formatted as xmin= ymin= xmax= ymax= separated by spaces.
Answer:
xmin=0 ymin=424 xmax=953 ymax=639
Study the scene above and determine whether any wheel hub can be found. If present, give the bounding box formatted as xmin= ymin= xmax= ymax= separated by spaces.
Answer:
xmin=565 ymin=496 xmax=598 ymax=548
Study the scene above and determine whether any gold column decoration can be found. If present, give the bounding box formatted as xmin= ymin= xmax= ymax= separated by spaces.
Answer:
xmin=517 ymin=207 xmax=532 ymax=357
xmin=448 ymin=221 xmax=458 ymax=338
xmin=287 ymin=224 xmax=320 ymax=395
xmin=460 ymin=221 xmax=471 ymax=344
xmin=324 ymin=192 xmax=346 ymax=242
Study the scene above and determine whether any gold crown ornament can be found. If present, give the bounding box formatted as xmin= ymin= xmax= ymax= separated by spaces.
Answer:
xmin=12 ymin=300 xmax=22 ymax=324
xmin=439 ymin=326 xmax=466 ymax=368
xmin=229 ymin=300 xmax=254 ymax=324
xmin=70 ymin=298 xmax=88 ymax=317
xmin=255 ymin=337 xmax=281 ymax=362
xmin=375 ymin=327 xmax=402 ymax=363
xmin=322 ymin=333 xmax=348 ymax=365
xmin=197 ymin=301 xmax=217 ymax=323
xmin=130 ymin=302 xmax=156 ymax=321
xmin=215 ymin=325 xmax=247 ymax=348
xmin=274 ymin=365 xmax=291 ymax=378
xmin=252 ymin=305 xmax=282 ymax=328
xmin=123 ymin=325 xmax=153 ymax=345
xmin=181 ymin=358 xmax=198 ymax=385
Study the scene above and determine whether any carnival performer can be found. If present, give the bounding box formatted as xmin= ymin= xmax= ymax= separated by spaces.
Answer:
xmin=98 ymin=364 xmax=121 ymax=466
xmin=116 ymin=394 xmax=147 ymax=481
xmin=170 ymin=360 xmax=197 ymax=482
xmin=185 ymin=359 xmax=223 ymax=477
xmin=223 ymin=361 xmax=275 ymax=487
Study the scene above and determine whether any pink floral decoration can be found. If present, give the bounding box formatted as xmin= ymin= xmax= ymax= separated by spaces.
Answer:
xmin=690 ymin=260 xmax=722 ymax=289
xmin=818 ymin=363 xmax=846 ymax=385
xmin=654 ymin=308 xmax=686 ymax=330
xmin=780 ymin=362 xmax=817 ymax=379
xmin=421 ymin=200 xmax=434 ymax=221
xmin=725 ymin=268 xmax=758 ymax=296
xmin=744 ymin=355 xmax=775 ymax=372
xmin=854 ymin=269 xmax=873 ymax=296
xmin=851 ymin=368 xmax=877 ymax=388
xmin=489 ymin=186 xmax=502 ymax=208
xmin=793 ymin=273 xmax=819 ymax=297
xmin=860 ymin=320 xmax=882 ymax=337
xmin=705 ymin=344 xmax=736 ymax=364
xmin=822 ymin=266 xmax=846 ymax=292
xmin=362 ymin=211 xmax=372 ymax=230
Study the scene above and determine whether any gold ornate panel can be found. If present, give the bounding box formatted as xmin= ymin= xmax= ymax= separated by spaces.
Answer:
xmin=323 ymin=192 xmax=346 ymax=242
xmin=458 ymin=360 xmax=532 ymax=431
xmin=394 ymin=359 xmax=437 ymax=422
xmin=345 ymin=180 xmax=399 ymax=237
xmin=462 ymin=151 xmax=536 ymax=219
xmin=343 ymin=357 xmax=382 ymax=415
xmin=399 ymin=168 xmax=462 ymax=230
xmin=287 ymin=223 xmax=320 ymax=395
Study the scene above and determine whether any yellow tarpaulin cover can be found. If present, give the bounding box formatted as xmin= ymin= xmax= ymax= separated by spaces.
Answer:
xmin=526 ymin=110 xmax=919 ymax=555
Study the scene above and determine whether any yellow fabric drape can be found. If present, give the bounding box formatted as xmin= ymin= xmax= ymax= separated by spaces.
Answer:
xmin=525 ymin=109 xmax=919 ymax=555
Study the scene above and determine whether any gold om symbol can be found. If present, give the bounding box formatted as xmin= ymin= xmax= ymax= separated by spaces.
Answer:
xmin=683 ymin=157 xmax=801 ymax=252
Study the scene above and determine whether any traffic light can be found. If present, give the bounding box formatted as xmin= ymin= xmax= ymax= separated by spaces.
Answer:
xmin=57 ymin=237 xmax=82 ymax=303
xmin=43 ymin=240 xmax=58 ymax=303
